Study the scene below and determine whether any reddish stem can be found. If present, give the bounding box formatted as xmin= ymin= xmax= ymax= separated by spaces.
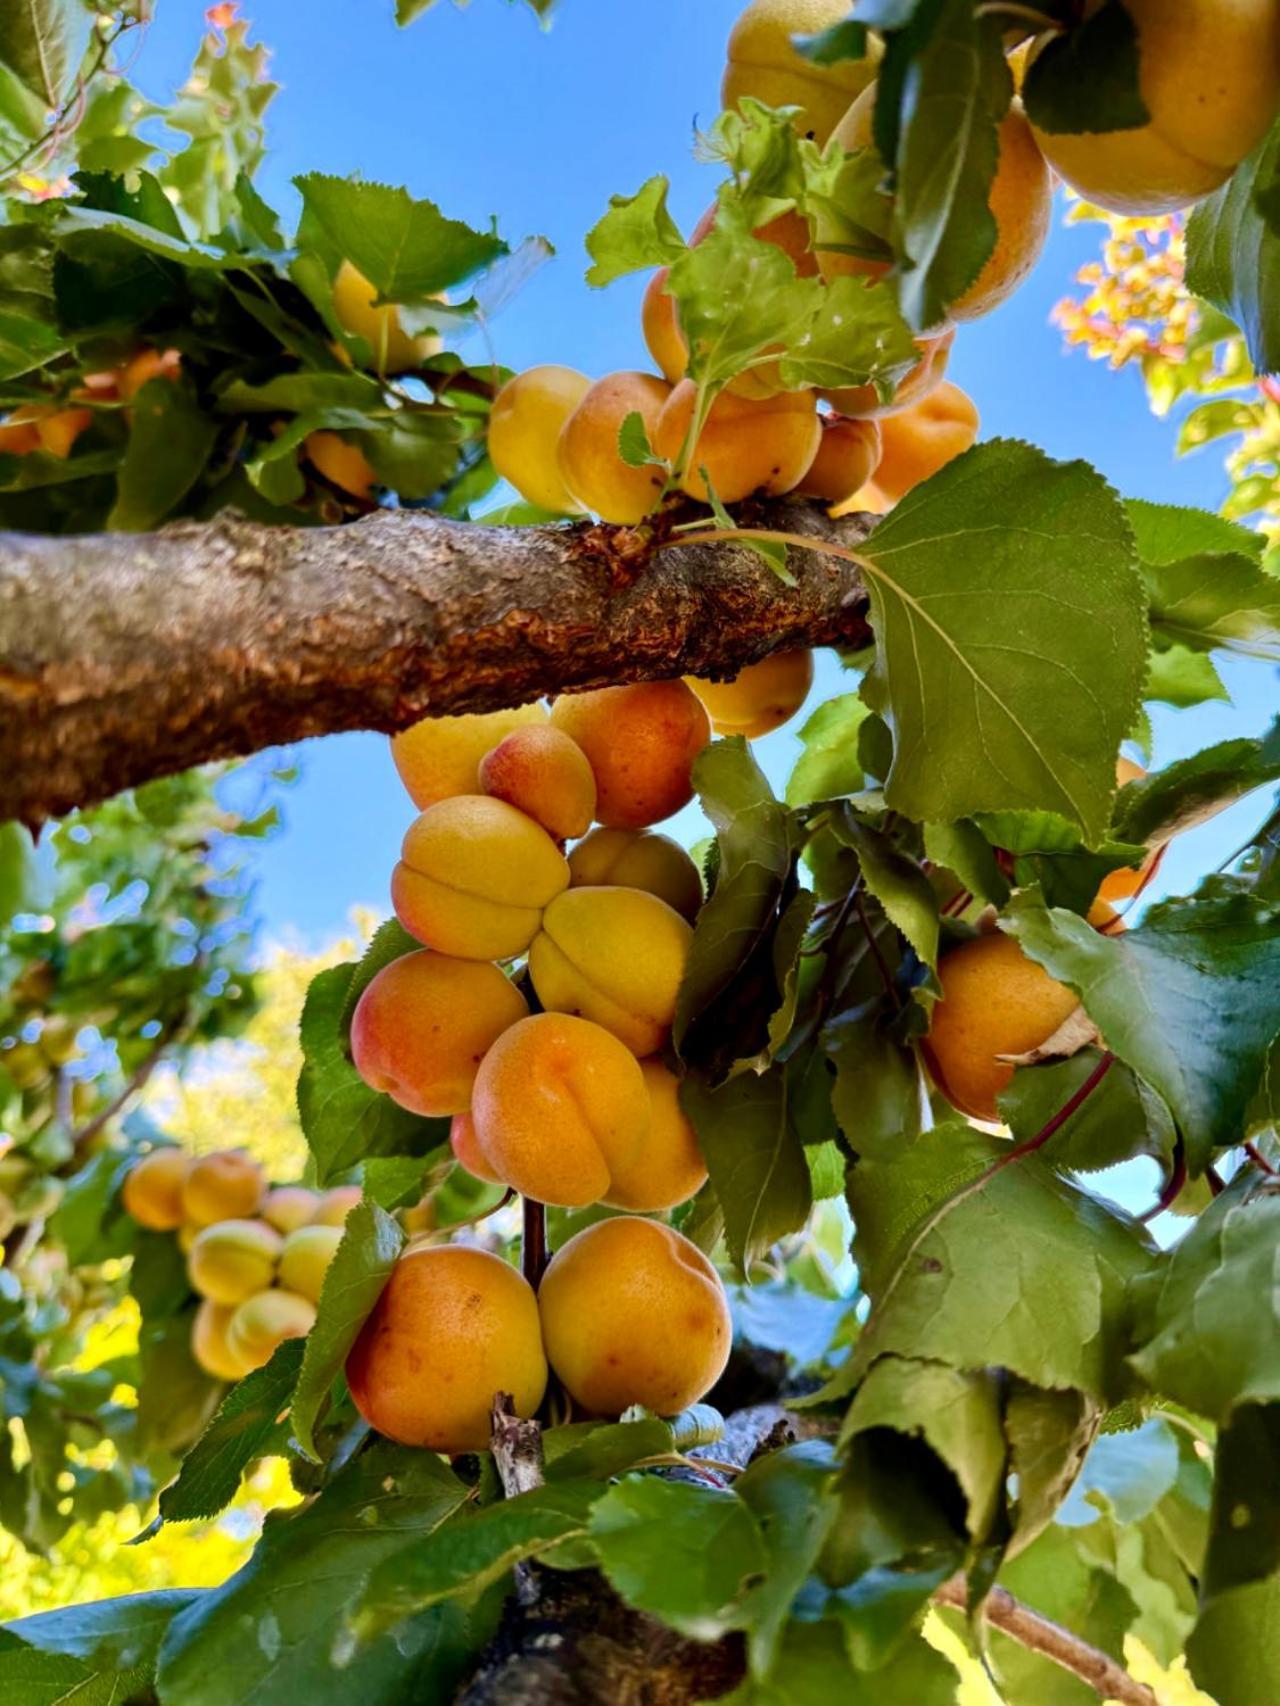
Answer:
xmin=1139 ymin=1133 xmax=1187 ymax=1223
xmin=1006 ymin=1051 xmax=1115 ymax=1161
xmin=521 ymin=1196 xmax=549 ymax=1290
xmin=1244 ymin=1141 xmax=1278 ymax=1177
xmin=1205 ymin=1163 xmax=1226 ymax=1198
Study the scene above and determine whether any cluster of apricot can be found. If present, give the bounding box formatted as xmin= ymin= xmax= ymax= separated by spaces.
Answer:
xmin=0 ymin=347 xmax=181 ymax=462
xmin=122 ymin=1143 xmax=360 ymax=1382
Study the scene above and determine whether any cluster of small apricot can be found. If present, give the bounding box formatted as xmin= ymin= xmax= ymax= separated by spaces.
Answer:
xmin=342 ymin=667 xmax=814 ymax=1454
xmin=121 ymin=1143 xmax=359 ymax=1382
xmin=0 ymin=346 xmax=180 ymax=462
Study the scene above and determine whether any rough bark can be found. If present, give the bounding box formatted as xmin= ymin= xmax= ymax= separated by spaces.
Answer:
xmin=0 ymin=500 xmax=872 ymax=826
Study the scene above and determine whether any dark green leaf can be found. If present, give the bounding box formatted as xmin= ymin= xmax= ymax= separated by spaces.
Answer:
xmin=1186 ymin=117 xmax=1280 ymax=377
xmin=999 ymin=1049 xmax=1177 ymax=1177
xmin=0 ymin=1592 xmax=195 ymax=1706
xmin=1021 ymin=0 xmax=1149 ymax=135
xmin=108 ymin=379 xmax=218 ymax=531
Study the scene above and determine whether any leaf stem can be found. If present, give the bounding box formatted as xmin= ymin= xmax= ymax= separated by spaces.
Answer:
xmin=1005 ymin=1051 xmax=1115 ymax=1161
xmin=1244 ymin=1140 xmax=1278 ymax=1176
xmin=854 ymin=887 xmax=901 ymax=1011
xmin=1139 ymin=1131 xmax=1187 ymax=1222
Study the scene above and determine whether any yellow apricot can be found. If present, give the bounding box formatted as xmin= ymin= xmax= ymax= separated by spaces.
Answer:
xmin=450 ymin=1112 xmax=504 ymax=1184
xmin=922 ymin=933 xmax=1082 ymax=1123
xmin=392 ymin=795 xmax=570 ymax=961
xmin=488 ymin=365 xmax=592 ymax=513
xmin=539 ymin=1217 xmax=731 ymax=1416
xmin=331 ymin=260 xmax=441 ymax=375
xmin=654 ymin=380 xmax=821 ymax=505
xmin=350 ymin=950 xmax=529 ymax=1117
xmin=261 ymin=1187 xmax=322 ymax=1235
xmin=177 ymin=1222 xmax=202 ymax=1255
xmin=227 ymin=1288 xmax=316 ymax=1373
xmin=392 ymin=703 xmax=548 ymax=812
xmin=558 ymin=371 xmax=672 ymax=524
xmin=1029 ymin=0 xmax=1280 ymax=216
xmin=604 ymin=1058 xmax=708 ymax=1212
xmin=1096 ymin=757 xmax=1160 ymax=907
xmin=181 ymin=1149 xmax=265 ymax=1227
xmin=278 ymin=1224 xmax=343 ymax=1304
xmin=305 ymin=430 xmax=378 ymax=500
xmin=187 ymin=1218 xmax=282 ymax=1305
xmin=642 ymin=270 xmax=688 ymax=384
xmin=722 ymin=0 xmax=882 ymax=145
xmin=798 ymin=415 xmax=882 ymax=504
xmin=687 ymin=649 xmax=815 ymax=739
xmin=529 ymin=886 xmax=693 ymax=1057
xmin=568 ymin=828 xmax=703 ymax=922
xmin=122 ymin=1148 xmax=192 ymax=1231
xmin=873 ymin=380 xmax=980 ymax=503
xmin=346 ymin=1245 xmax=546 ymax=1452
xmin=311 ymin=1185 xmax=363 ymax=1227
xmin=191 ymin=1300 xmax=251 ymax=1383
xmin=470 ymin=1013 xmax=650 ymax=1207
xmin=478 ymin=725 xmax=597 ymax=842
xmin=831 ymin=479 xmax=892 ymax=518
xmin=550 ymin=682 xmax=710 ymax=831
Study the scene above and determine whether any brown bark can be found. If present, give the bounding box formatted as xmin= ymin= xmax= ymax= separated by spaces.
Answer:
xmin=0 ymin=501 xmax=872 ymax=827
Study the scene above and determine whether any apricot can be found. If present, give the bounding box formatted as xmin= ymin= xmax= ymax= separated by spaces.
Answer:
xmin=0 ymin=413 xmax=41 ymax=455
xmin=529 ymin=886 xmax=693 ymax=1057
xmin=642 ymin=270 xmax=688 ymax=385
xmin=470 ymin=1013 xmax=650 ymax=1207
xmin=118 ymin=346 xmax=181 ymax=400
xmin=722 ymin=0 xmax=882 ymax=145
xmin=278 ymin=1224 xmax=343 ymax=1304
xmin=873 ymin=381 xmax=980 ymax=503
xmin=478 ymin=725 xmax=597 ymax=842
xmin=820 ymin=325 xmax=954 ymax=421
xmin=311 ymin=1185 xmax=363 ymax=1227
xmin=539 ymin=1217 xmax=731 ymax=1416
xmin=191 ymin=1300 xmax=251 ymax=1383
xmin=177 ymin=1222 xmax=202 ymax=1255
xmin=654 ymin=380 xmax=821 ymax=505
xmin=604 ymin=1059 xmax=708 ymax=1212
xmin=0 ymin=404 xmax=92 ymax=459
xmin=392 ymin=703 xmax=548 ymax=812
xmin=331 ymin=259 xmax=440 ymax=374
xmin=798 ymin=415 xmax=881 ymax=504
xmin=181 ymin=1149 xmax=265 ymax=1227
xmin=557 ymin=371 xmax=672 ymax=525
xmin=568 ymin=827 xmax=703 ymax=922
xmin=346 ymin=1244 xmax=546 ymax=1452
xmin=488 ymin=365 xmax=592 ymax=513
xmin=1028 ymin=0 xmax=1280 ymax=216
xmin=450 ymin=1112 xmax=504 ymax=1184
xmin=122 ymin=1148 xmax=192 ymax=1231
xmin=227 ymin=1288 xmax=316 ymax=1373
xmin=305 ymin=430 xmax=377 ymax=500
xmin=687 ymin=649 xmax=815 ymax=739
xmin=1095 ymin=757 xmax=1159 ymax=907
xmin=261 ymin=1186 xmax=321 ymax=1235
xmin=350 ymin=950 xmax=529 ymax=1117
xmin=921 ymin=933 xmax=1082 ymax=1123
xmin=831 ymin=479 xmax=892 ymax=518
xmin=392 ymin=796 xmax=570 ymax=961
xmin=187 ymin=1218 xmax=282 ymax=1305
xmin=550 ymin=682 xmax=710 ymax=830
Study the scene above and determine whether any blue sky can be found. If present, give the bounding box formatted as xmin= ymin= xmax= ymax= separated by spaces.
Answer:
xmin=139 ymin=2 xmax=1275 ymax=943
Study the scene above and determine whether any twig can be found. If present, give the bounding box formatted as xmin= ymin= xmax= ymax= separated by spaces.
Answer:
xmin=66 ymin=1027 xmax=173 ymax=1150
xmin=853 ymin=887 xmax=901 ymax=1011
xmin=1205 ymin=1162 xmax=1226 ymax=1198
xmin=489 ymin=1394 xmax=544 ymax=1499
xmin=521 ymin=1197 xmax=549 ymax=1290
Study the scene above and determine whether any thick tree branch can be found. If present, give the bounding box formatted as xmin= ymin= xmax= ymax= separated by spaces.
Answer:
xmin=0 ymin=501 xmax=872 ymax=827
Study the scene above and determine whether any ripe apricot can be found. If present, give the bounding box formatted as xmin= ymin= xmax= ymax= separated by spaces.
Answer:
xmin=118 ymin=346 xmax=181 ymax=400
xmin=0 ymin=413 xmax=41 ymax=455
xmin=950 ymin=103 xmax=1052 ymax=321
xmin=568 ymin=827 xmax=703 ymax=922
xmin=873 ymin=381 xmax=980 ymax=503
xmin=722 ymin=0 xmax=882 ymax=145
xmin=191 ymin=1300 xmax=250 ymax=1383
xmin=392 ymin=703 xmax=548 ymax=812
xmin=187 ymin=1219 xmax=282 ymax=1305
xmin=278 ymin=1224 xmax=343 ymax=1304
xmin=1029 ymin=0 xmax=1280 ymax=216
xmin=654 ymin=380 xmax=821 ymax=505
xmin=488 ymin=365 xmax=592 ymax=513
xmin=181 ymin=1149 xmax=265 ymax=1227
xmin=331 ymin=260 xmax=440 ymax=374
xmin=227 ymin=1288 xmax=316 ymax=1373
xmin=0 ymin=404 xmax=92 ymax=459
xmin=798 ymin=415 xmax=882 ymax=504
xmin=1095 ymin=758 xmax=1159 ymax=907
xmin=529 ymin=886 xmax=693 ymax=1057
xmin=830 ymin=479 xmax=892 ymax=518
xmin=305 ymin=431 xmax=377 ymax=500
xmin=642 ymin=270 xmax=688 ymax=385
xmin=922 ymin=933 xmax=1082 ymax=1123
xmin=311 ymin=1185 xmax=363 ymax=1227
xmin=479 ymin=725 xmax=597 ymax=842
xmin=550 ymin=682 xmax=710 ymax=830
xmin=470 ymin=1013 xmax=650 ymax=1207
xmin=346 ymin=1244 xmax=546 ymax=1452
xmin=687 ymin=649 xmax=815 ymax=739
xmin=392 ymin=796 xmax=570 ymax=961
xmin=261 ymin=1186 xmax=321 ymax=1235
xmin=604 ymin=1059 xmax=708 ymax=1212
xmin=539 ymin=1217 xmax=731 ymax=1416
xmin=450 ymin=1112 xmax=504 ymax=1184
xmin=558 ymin=371 xmax=672 ymax=524
xmin=122 ymin=1148 xmax=192 ymax=1231
xmin=350 ymin=950 xmax=529 ymax=1117
xmin=821 ymin=325 xmax=954 ymax=421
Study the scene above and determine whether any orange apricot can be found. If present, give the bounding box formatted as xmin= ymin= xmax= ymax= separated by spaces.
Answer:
xmin=118 ymin=346 xmax=182 ymax=400
xmin=654 ymin=380 xmax=821 ymax=505
xmin=450 ymin=1112 xmax=504 ymax=1184
xmin=191 ymin=1300 xmax=251 ymax=1382
xmin=261 ymin=1186 xmax=322 ymax=1235
xmin=311 ymin=1185 xmax=363 ymax=1227
xmin=478 ymin=725 xmax=597 ymax=843
xmin=305 ymin=430 xmax=378 ymax=499
xmin=798 ymin=415 xmax=882 ymax=504
xmin=227 ymin=1288 xmax=316 ymax=1373
xmin=873 ymin=380 xmax=980 ymax=503
xmin=604 ymin=1058 xmax=708 ymax=1212
xmin=181 ymin=1149 xmax=265 ymax=1227
xmin=722 ymin=0 xmax=882 ymax=145
xmin=392 ymin=704 xmax=548 ymax=812
xmin=122 ymin=1148 xmax=192 ymax=1231
xmin=687 ymin=649 xmax=815 ymax=739
xmin=557 ymin=371 xmax=672 ymax=524
xmin=549 ymin=681 xmax=710 ymax=830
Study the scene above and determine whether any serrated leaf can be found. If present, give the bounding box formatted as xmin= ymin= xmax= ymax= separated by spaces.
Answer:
xmin=1004 ymin=1380 xmax=1100 ymax=1556
xmin=999 ymin=1049 xmax=1177 ymax=1177
xmin=777 ymin=272 xmax=916 ymax=393
xmin=786 ymin=693 xmax=867 ymax=807
xmin=617 ymin=408 xmax=663 ymax=469
xmin=296 ymin=174 xmax=507 ymax=300
xmin=108 ymin=378 xmax=218 ymax=532
xmin=1021 ymin=0 xmax=1148 ymax=135
xmin=1130 ymin=498 xmax=1280 ymax=662
xmin=835 ymin=816 xmax=938 ymax=969
xmin=0 ymin=0 xmax=92 ymax=109
xmin=732 ymin=1441 xmax=839 ymax=1677
xmin=584 ymin=175 xmax=684 ymax=286
xmin=1109 ymin=725 xmax=1280 ymax=847
xmin=858 ymin=440 xmax=1146 ymax=846
xmin=542 ymin=1416 xmax=679 ymax=1482
xmin=1186 ymin=116 xmax=1280 ymax=377
xmin=1145 ymin=641 xmax=1228 ymax=708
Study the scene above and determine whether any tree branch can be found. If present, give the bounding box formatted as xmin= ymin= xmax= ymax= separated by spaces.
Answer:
xmin=0 ymin=501 xmax=872 ymax=827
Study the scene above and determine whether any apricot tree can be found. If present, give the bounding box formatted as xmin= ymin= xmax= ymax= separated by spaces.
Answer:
xmin=2 ymin=3 xmax=1280 ymax=1706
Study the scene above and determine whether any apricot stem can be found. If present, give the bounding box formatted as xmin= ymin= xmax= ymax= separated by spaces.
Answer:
xmin=522 ymin=1195 xmax=549 ymax=1290
xmin=1006 ymin=1050 xmax=1115 ymax=1161
xmin=1244 ymin=1141 xmax=1278 ymax=1177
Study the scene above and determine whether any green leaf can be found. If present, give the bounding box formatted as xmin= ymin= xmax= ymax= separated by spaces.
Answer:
xmin=542 ymin=1415 xmax=682 ymax=1482
xmin=1021 ymin=0 xmax=1148 ymax=135
xmin=0 ymin=1592 xmax=195 ymax=1706
xmin=732 ymin=1440 xmax=839 ymax=1676
xmin=1004 ymin=1381 xmax=1100 ymax=1556
xmin=295 ymin=174 xmax=507 ymax=301
xmin=1189 ymin=1567 xmax=1280 ymax=1706
xmin=588 ymin=1477 xmax=767 ymax=1640
xmin=1145 ymin=642 xmax=1228 ymax=708
xmin=584 ymin=175 xmax=685 ymax=286
xmin=777 ymin=273 xmax=917 ymax=393
xmin=1130 ymin=498 xmax=1280 ymax=662
xmin=836 ymin=817 xmax=939 ymax=969
xmin=1186 ymin=117 xmax=1280 ymax=377
xmin=108 ymin=379 xmax=218 ymax=531
xmin=0 ymin=820 xmax=37 ymax=921
xmin=291 ymin=1198 xmax=404 ymax=1461
xmin=1005 ymin=884 xmax=1280 ymax=1175
xmin=1109 ymin=725 xmax=1280 ymax=848
xmin=796 ymin=20 xmax=870 ymax=67
xmin=157 ymin=1444 xmax=472 ymax=1706
xmin=999 ymin=1050 xmax=1177 ymax=1177
xmin=722 ymin=1618 xmax=959 ymax=1705
xmin=786 ymin=693 xmax=867 ymax=807
xmin=923 ymin=819 xmax=1011 ymax=909
xmin=858 ymin=440 xmax=1147 ymax=846
xmin=617 ymin=408 xmax=663 ymax=469
xmin=0 ymin=0 xmax=92 ymax=109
